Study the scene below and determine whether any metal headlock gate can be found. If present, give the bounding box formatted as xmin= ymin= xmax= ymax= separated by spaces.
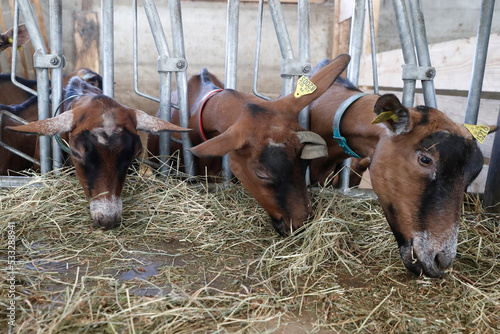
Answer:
xmin=1 ymin=0 xmax=498 ymax=209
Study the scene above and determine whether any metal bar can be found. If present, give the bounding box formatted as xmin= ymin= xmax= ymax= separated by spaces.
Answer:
xmin=142 ymin=0 xmax=174 ymax=174
xmin=0 ymin=176 xmax=42 ymax=188
xmin=16 ymin=0 xmax=51 ymax=173
xmin=0 ymin=110 xmax=40 ymax=166
xmin=222 ymin=0 xmax=240 ymax=182
xmin=267 ymin=0 xmax=295 ymax=96
xmin=133 ymin=0 xmax=160 ymax=103
xmin=392 ymin=0 xmax=416 ymax=108
xmin=50 ymin=0 xmax=64 ymax=170
xmin=367 ymin=0 xmax=379 ymax=95
xmin=465 ymin=0 xmax=496 ymax=125
xmin=169 ymin=0 xmax=194 ymax=177
xmin=484 ymin=106 xmax=500 ymax=212
xmin=346 ymin=0 xmax=365 ymax=87
xmin=102 ymin=0 xmax=114 ymax=97
xmin=297 ymin=0 xmax=310 ymax=130
xmin=408 ymin=0 xmax=437 ymax=108
xmin=340 ymin=0 xmax=366 ymax=193
xmin=252 ymin=0 xmax=273 ymax=101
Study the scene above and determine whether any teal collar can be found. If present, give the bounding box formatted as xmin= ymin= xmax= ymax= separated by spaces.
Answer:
xmin=332 ymin=93 xmax=368 ymax=158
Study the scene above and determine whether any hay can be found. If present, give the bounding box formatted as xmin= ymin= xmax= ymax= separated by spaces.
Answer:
xmin=1 ymin=164 xmax=499 ymax=333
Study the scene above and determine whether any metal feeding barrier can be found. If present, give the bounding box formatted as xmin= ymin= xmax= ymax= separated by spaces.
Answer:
xmin=0 ymin=0 xmax=498 ymax=209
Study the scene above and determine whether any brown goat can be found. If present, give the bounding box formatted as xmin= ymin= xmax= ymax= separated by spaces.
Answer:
xmin=308 ymin=59 xmax=497 ymax=277
xmin=0 ymin=69 xmax=103 ymax=174
xmin=7 ymin=77 xmax=190 ymax=229
xmin=148 ymin=54 xmax=351 ymax=235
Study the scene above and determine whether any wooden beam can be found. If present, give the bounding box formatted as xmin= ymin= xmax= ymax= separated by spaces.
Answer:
xmin=358 ymin=34 xmax=500 ymax=93
xmin=74 ymin=11 xmax=100 ymax=72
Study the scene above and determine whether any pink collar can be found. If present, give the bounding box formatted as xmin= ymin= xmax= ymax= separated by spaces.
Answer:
xmin=198 ymin=89 xmax=224 ymax=141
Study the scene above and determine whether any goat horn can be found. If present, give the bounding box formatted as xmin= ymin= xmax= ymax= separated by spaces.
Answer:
xmin=297 ymin=131 xmax=328 ymax=159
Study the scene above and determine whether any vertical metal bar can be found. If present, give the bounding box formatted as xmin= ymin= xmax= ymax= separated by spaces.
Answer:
xmin=298 ymin=0 xmax=311 ymax=185
xmin=50 ymin=0 xmax=64 ymax=170
xmin=346 ymin=0 xmax=365 ymax=87
xmin=252 ymin=0 xmax=272 ymax=101
xmin=102 ymin=0 xmax=114 ymax=97
xmin=142 ymin=0 xmax=175 ymax=175
xmin=267 ymin=0 xmax=295 ymax=96
xmin=367 ymin=0 xmax=379 ymax=95
xmin=408 ymin=0 xmax=437 ymax=108
xmin=222 ymin=0 xmax=240 ymax=182
xmin=16 ymin=0 xmax=51 ymax=173
xmin=341 ymin=0 xmax=366 ymax=192
xmin=392 ymin=0 xmax=416 ymax=108
xmin=465 ymin=0 xmax=496 ymax=125
xmin=169 ymin=0 xmax=194 ymax=177
xmin=133 ymin=0 xmax=160 ymax=103
xmin=298 ymin=0 xmax=310 ymax=130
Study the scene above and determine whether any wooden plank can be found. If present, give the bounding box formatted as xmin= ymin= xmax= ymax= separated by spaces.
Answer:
xmin=74 ymin=11 xmax=99 ymax=72
xmin=331 ymin=0 xmax=350 ymax=61
xmin=359 ymin=33 xmax=500 ymax=93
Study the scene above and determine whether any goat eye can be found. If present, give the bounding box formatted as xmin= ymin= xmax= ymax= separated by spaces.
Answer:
xmin=255 ymin=169 xmax=273 ymax=183
xmin=418 ymin=154 xmax=433 ymax=166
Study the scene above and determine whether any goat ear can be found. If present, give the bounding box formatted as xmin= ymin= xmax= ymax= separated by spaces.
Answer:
xmin=4 ymin=24 xmax=30 ymax=46
xmin=372 ymin=94 xmax=411 ymax=135
xmin=6 ymin=111 xmax=74 ymax=135
xmin=274 ymin=53 xmax=351 ymax=114
xmin=134 ymin=109 xmax=191 ymax=133
xmin=189 ymin=125 xmax=246 ymax=158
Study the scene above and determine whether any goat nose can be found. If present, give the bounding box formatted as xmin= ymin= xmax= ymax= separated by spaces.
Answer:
xmin=434 ymin=251 xmax=454 ymax=271
xmin=90 ymin=196 xmax=123 ymax=229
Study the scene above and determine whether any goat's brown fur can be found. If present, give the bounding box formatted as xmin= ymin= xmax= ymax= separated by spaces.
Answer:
xmin=309 ymin=63 xmax=497 ymax=277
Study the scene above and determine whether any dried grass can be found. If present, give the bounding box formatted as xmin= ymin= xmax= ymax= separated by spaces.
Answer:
xmin=0 ymin=164 xmax=499 ymax=333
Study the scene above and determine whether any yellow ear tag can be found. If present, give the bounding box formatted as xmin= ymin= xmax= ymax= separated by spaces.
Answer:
xmin=463 ymin=124 xmax=489 ymax=144
xmin=371 ymin=111 xmax=399 ymax=124
xmin=294 ymin=76 xmax=317 ymax=98
xmin=8 ymin=37 xmax=13 ymax=44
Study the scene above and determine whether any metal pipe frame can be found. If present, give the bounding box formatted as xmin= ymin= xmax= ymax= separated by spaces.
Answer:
xmin=267 ymin=0 xmax=295 ymax=96
xmin=367 ymin=0 xmax=379 ymax=95
xmin=168 ymin=0 xmax=194 ymax=177
xmin=252 ymin=0 xmax=273 ymax=101
xmin=16 ymin=0 xmax=52 ymax=174
xmin=133 ymin=0 xmax=160 ymax=104
xmin=49 ymin=0 xmax=64 ymax=170
xmin=102 ymin=0 xmax=114 ymax=97
xmin=140 ymin=0 xmax=193 ymax=176
xmin=222 ymin=0 xmax=240 ymax=183
xmin=392 ymin=0 xmax=417 ymax=108
xmin=340 ymin=0 xmax=365 ymax=193
xmin=297 ymin=0 xmax=311 ymax=131
xmin=465 ymin=0 xmax=496 ymax=125
xmin=142 ymin=0 xmax=173 ymax=175
xmin=408 ymin=0 xmax=437 ymax=108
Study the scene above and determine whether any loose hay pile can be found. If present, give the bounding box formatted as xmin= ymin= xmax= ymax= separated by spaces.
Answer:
xmin=1 ymin=165 xmax=499 ymax=333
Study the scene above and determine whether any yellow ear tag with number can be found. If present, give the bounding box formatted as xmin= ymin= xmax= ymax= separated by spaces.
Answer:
xmin=294 ymin=76 xmax=317 ymax=98
xmin=371 ymin=111 xmax=399 ymax=124
xmin=463 ymin=124 xmax=489 ymax=144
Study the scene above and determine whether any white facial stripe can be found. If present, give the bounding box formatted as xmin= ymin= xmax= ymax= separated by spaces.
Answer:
xmin=89 ymin=195 xmax=123 ymax=224
xmin=268 ymin=138 xmax=285 ymax=147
